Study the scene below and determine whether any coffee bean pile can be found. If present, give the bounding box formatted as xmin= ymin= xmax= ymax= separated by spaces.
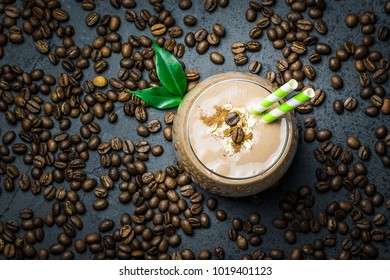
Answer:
xmin=1 ymin=0 xmax=390 ymax=260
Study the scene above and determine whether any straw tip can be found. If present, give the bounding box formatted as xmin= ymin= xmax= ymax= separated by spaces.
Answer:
xmin=249 ymin=104 xmax=263 ymax=115
xmin=304 ymin=88 xmax=315 ymax=98
xmin=288 ymin=79 xmax=298 ymax=90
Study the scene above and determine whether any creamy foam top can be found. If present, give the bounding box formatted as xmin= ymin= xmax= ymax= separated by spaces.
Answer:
xmin=188 ymin=79 xmax=288 ymax=179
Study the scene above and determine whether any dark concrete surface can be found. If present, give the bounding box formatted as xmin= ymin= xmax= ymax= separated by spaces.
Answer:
xmin=0 ymin=0 xmax=390 ymax=260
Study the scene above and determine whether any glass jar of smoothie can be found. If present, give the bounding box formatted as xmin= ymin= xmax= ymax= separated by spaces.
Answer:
xmin=173 ymin=72 xmax=298 ymax=197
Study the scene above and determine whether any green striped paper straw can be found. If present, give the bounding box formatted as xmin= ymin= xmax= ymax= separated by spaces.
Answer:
xmin=261 ymin=88 xmax=315 ymax=123
xmin=251 ymin=79 xmax=298 ymax=115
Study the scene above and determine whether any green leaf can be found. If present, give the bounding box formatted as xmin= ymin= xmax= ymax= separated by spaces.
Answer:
xmin=152 ymin=40 xmax=187 ymax=97
xmin=130 ymin=87 xmax=182 ymax=109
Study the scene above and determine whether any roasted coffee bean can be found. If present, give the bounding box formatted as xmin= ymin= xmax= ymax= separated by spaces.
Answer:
xmin=361 ymin=23 xmax=375 ymax=34
xmin=378 ymin=25 xmax=390 ymax=41
xmin=231 ymin=127 xmax=245 ymax=144
xmin=231 ymin=218 xmax=242 ymax=231
xmin=273 ymin=39 xmax=286 ymax=49
xmin=184 ymin=32 xmax=196 ymax=47
xmin=2 ymin=131 xmax=16 ymax=145
xmin=216 ymin=210 xmax=227 ymax=221
xmin=218 ymin=0 xmax=229 ymax=8
xmin=375 ymin=125 xmax=388 ymax=139
xmin=308 ymin=53 xmax=321 ymax=64
xmin=204 ymin=0 xmax=217 ymax=12
xmin=212 ymin=23 xmax=225 ymax=37
xmin=331 ymin=74 xmax=343 ymax=89
xmin=234 ymin=53 xmax=248 ymax=66
xmin=198 ymin=250 xmax=211 ymax=260
xmin=258 ymin=17 xmax=271 ymax=29
xmin=346 ymin=136 xmax=361 ymax=149
xmin=358 ymin=146 xmax=370 ymax=160
xmin=195 ymin=28 xmax=208 ymax=42
xmin=136 ymin=124 xmax=150 ymax=137
xmin=365 ymin=106 xmax=379 ymax=117
xmin=134 ymin=106 xmax=148 ymax=123
xmin=249 ymin=27 xmax=263 ymax=39
xmin=206 ymin=197 xmax=218 ymax=210
xmin=296 ymin=19 xmax=312 ymax=31
xmin=86 ymin=12 xmax=100 ymax=27
xmin=183 ymin=15 xmax=197 ymax=26
xmin=316 ymin=129 xmax=332 ymax=142
xmin=276 ymin=60 xmax=289 ymax=72
xmin=269 ymin=249 xmax=284 ymax=260
xmin=374 ymin=141 xmax=386 ymax=156
xmin=304 ymin=65 xmax=316 ymax=80
xmin=235 ymin=234 xmax=248 ymax=250
xmin=225 ymin=112 xmax=240 ymax=126
xmin=333 ymin=100 xmax=344 ymax=114
xmin=53 ymin=8 xmax=69 ymax=21
xmin=329 ymin=57 xmax=341 ymax=71
xmin=373 ymin=69 xmax=388 ymax=84
xmin=373 ymin=214 xmax=386 ymax=226
xmin=357 ymin=43 xmax=373 ymax=59
xmin=135 ymin=141 xmax=150 ymax=153
xmin=163 ymin=126 xmax=172 ymax=142
xmin=304 ymin=117 xmax=316 ymax=128
xmin=355 ymin=60 xmax=366 ymax=72
xmin=382 ymin=98 xmax=390 ymax=115
xmin=148 ymin=119 xmax=161 ymax=133
xmin=180 ymin=185 xmax=194 ymax=197
xmin=304 ymin=128 xmax=316 ymax=142
xmin=358 ymin=73 xmax=371 ymax=87
xmin=168 ymin=26 xmax=183 ymax=38
xmin=196 ymin=40 xmax=210 ymax=54
xmin=248 ymin=60 xmax=262 ymax=74
xmin=231 ymin=42 xmax=246 ymax=54
xmin=284 ymin=229 xmax=297 ymax=244
xmin=345 ymin=13 xmax=358 ymax=27
xmin=163 ymin=112 xmax=175 ymax=125
xmin=214 ymin=246 xmax=225 ymax=260
xmin=335 ymin=49 xmax=349 ymax=61
xmin=134 ymin=16 xmax=146 ymax=30
xmin=314 ymin=19 xmax=327 ymax=34
xmin=246 ymin=41 xmax=261 ymax=52
xmin=246 ymin=8 xmax=257 ymax=22
xmin=364 ymin=57 xmax=376 ymax=72
xmin=210 ymin=52 xmax=224 ymax=65
xmin=315 ymin=43 xmax=331 ymax=55
xmin=93 ymin=199 xmax=108 ymax=211
xmin=272 ymin=218 xmax=287 ymax=229
xmin=35 ymin=40 xmax=50 ymax=54
xmin=150 ymin=145 xmax=163 ymax=156
xmin=344 ymin=97 xmax=357 ymax=111
xmin=370 ymin=95 xmax=383 ymax=107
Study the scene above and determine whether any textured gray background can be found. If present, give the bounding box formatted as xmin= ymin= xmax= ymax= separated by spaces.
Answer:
xmin=1 ymin=0 xmax=390 ymax=259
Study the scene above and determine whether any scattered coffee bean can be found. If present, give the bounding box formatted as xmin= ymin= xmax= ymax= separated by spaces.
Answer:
xmin=344 ymin=97 xmax=358 ymax=111
xmin=210 ymin=52 xmax=225 ymax=64
xmin=346 ymin=136 xmax=361 ymax=149
xmin=331 ymin=74 xmax=343 ymax=89
xmin=216 ymin=209 xmax=227 ymax=221
xmin=284 ymin=229 xmax=297 ymax=244
xmin=183 ymin=15 xmax=197 ymax=26
xmin=234 ymin=53 xmax=248 ymax=66
xmin=248 ymin=60 xmax=262 ymax=74
xmin=333 ymin=100 xmax=344 ymax=114
xmin=345 ymin=13 xmax=358 ymax=27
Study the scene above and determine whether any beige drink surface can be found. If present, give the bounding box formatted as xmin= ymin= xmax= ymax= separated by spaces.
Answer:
xmin=188 ymin=79 xmax=288 ymax=179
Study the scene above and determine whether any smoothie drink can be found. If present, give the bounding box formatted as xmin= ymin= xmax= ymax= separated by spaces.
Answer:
xmin=173 ymin=72 xmax=298 ymax=197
